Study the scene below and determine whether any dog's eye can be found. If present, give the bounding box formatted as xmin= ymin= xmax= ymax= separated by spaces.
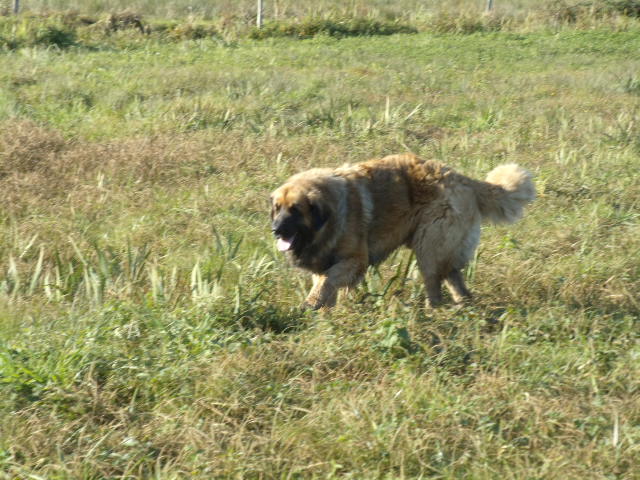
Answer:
xmin=289 ymin=204 xmax=300 ymax=214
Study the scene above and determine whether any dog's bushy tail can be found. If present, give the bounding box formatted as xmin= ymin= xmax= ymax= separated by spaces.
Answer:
xmin=474 ymin=164 xmax=535 ymax=224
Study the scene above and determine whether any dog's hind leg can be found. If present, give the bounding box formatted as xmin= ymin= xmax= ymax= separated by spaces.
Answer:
xmin=413 ymin=255 xmax=444 ymax=308
xmin=444 ymin=268 xmax=472 ymax=303
xmin=443 ymin=223 xmax=479 ymax=303
xmin=411 ymin=219 xmax=453 ymax=308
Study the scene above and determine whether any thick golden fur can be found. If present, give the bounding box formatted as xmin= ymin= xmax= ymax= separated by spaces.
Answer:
xmin=270 ymin=153 xmax=535 ymax=309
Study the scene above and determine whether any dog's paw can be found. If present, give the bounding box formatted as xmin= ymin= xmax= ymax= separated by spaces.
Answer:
xmin=301 ymin=301 xmax=320 ymax=311
xmin=425 ymin=296 xmax=444 ymax=309
xmin=302 ymin=299 xmax=336 ymax=312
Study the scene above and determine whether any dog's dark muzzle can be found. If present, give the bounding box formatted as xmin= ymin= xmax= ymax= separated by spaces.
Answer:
xmin=271 ymin=211 xmax=297 ymax=239
xmin=272 ymin=210 xmax=302 ymax=252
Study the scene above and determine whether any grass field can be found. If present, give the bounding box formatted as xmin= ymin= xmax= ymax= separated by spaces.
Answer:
xmin=1 ymin=3 xmax=640 ymax=479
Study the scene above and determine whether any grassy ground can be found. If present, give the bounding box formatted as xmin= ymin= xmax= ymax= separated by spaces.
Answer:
xmin=1 ymin=9 xmax=640 ymax=480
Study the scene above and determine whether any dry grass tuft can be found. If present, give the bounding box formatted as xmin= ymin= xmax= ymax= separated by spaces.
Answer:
xmin=0 ymin=119 xmax=67 ymax=177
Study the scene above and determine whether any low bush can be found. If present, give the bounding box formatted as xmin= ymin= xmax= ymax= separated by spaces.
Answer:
xmin=164 ymin=22 xmax=219 ymax=40
xmin=551 ymin=0 xmax=640 ymax=23
xmin=607 ymin=0 xmax=640 ymax=16
xmin=0 ymin=14 xmax=77 ymax=49
xmin=427 ymin=11 xmax=507 ymax=34
xmin=249 ymin=17 xmax=417 ymax=40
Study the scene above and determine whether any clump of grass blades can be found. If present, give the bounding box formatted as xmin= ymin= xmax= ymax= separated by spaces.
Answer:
xmin=0 ymin=13 xmax=78 ymax=49
xmin=0 ymin=11 xmax=222 ymax=49
xmin=551 ymin=0 xmax=640 ymax=23
xmin=427 ymin=11 xmax=507 ymax=34
xmin=249 ymin=17 xmax=418 ymax=39
xmin=0 ymin=12 xmax=417 ymax=49
xmin=609 ymin=0 xmax=640 ymax=16
xmin=162 ymin=21 xmax=219 ymax=40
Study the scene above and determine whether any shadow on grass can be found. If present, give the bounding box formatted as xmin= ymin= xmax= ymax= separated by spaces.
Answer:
xmin=234 ymin=303 xmax=310 ymax=334
xmin=203 ymin=290 xmax=310 ymax=334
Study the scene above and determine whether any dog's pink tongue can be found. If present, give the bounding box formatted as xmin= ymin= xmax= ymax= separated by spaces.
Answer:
xmin=276 ymin=237 xmax=292 ymax=252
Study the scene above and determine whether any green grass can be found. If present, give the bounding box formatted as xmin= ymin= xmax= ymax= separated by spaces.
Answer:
xmin=1 ymin=9 xmax=640 ymax=479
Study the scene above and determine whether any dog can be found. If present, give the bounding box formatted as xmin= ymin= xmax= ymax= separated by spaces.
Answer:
xmin=270 ymin=153 xmax=535 ymax=310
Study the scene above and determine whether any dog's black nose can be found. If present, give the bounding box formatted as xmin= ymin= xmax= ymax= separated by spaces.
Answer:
xmin=271 ymin=214 xmax=286 ymax=236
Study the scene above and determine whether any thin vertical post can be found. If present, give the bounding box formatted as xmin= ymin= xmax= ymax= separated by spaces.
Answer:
xmin=257 ymin=0 xmax=263 ymax=28
xmin=486 ymin=0 xmax=494 ymax=12
xmin=13 ymin=0 xmax=20 ymax=14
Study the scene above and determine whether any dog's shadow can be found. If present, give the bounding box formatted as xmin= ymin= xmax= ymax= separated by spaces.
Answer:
xmin=235 ymin=304 xmax=310 ymax=334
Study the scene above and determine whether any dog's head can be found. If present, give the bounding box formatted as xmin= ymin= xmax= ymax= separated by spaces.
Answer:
xmin=270 ymin=182 xmax=330 ymax=255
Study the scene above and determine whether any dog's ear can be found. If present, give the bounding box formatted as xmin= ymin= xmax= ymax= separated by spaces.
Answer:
xmin=309 ymin=201 xmax=329 ymax=231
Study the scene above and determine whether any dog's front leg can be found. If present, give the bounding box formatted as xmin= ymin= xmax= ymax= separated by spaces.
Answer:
xmin=304 ymin=274 xmax=338 ymax=310
xmin=303 ymin=259 xmax=367 ymax=310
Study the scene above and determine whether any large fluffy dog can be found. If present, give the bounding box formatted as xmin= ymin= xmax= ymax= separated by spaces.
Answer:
xmin=270 ymin=153 xmax=535 ymax=310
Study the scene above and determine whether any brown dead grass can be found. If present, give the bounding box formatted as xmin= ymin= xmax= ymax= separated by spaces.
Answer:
xmin=0 ymin=119 xmax=392 ymax=216
xmin=0 ymin=120 xmax=243 ymax=221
